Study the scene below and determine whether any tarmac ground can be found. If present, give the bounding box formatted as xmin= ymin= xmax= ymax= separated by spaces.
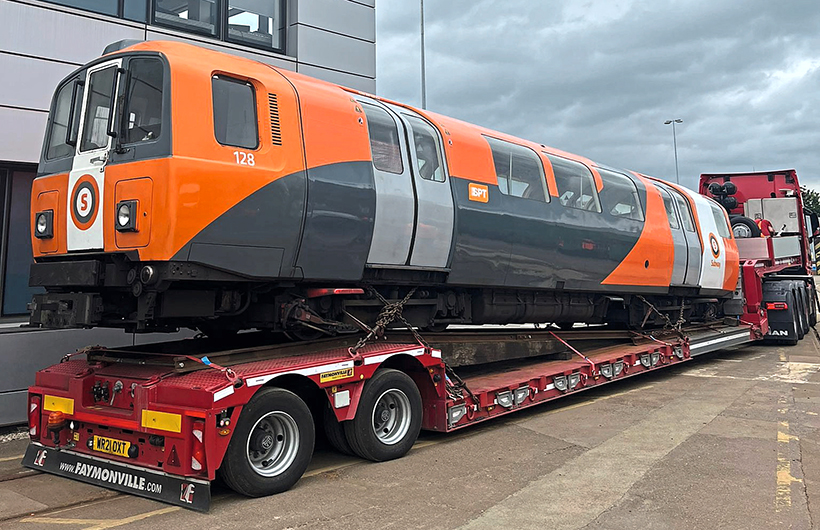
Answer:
xmin=2 ymin=331 xmax=820 ymax=529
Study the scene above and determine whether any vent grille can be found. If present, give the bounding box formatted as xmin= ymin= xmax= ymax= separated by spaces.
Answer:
xmin=268 ymin=93 xmax=282 ymax=146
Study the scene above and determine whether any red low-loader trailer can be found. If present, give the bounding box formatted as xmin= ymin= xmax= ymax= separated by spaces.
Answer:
xmin=21 ymin=170 xmax=818 ymax=511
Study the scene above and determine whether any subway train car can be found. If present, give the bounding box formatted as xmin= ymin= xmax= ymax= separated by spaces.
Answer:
xmin=28 ymin=40 xmax=739 ymax=337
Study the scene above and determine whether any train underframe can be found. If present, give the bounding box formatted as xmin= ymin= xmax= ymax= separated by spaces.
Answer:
xmin=29 ymin=256 xmax=732 ymax=337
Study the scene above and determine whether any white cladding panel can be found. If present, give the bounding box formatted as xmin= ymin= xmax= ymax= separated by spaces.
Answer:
xmin=0 ymin=106 xmax=47 ymax=163
xmin=0 ymin=53 xmax=75 ymax=111
xmin=297 ymin=0 xmax=375 ymax=42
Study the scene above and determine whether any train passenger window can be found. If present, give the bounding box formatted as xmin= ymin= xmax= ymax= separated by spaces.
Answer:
xmin=485 ymin=137 xmax=548 ymax=202
xmin=212 ymin=76 xmax=258 ymax=149
xmin=671 ymin=192 xmax=696 ymax=232
xmin=122 ymin=58 xmax=163 ymax=144
xmin=598 ymin=169 xmax=643 ymax=221
xmin=658 ymin=188 xmax=680 ymax=229
xmin=546 ymin=154 xmax=601 ymax=212
xmin=154 ymin=0 xmax=217 ymax=36
xmin=45 ymin=78 xmax=81 ymax=160
xmin=80 ymin=66 xmax=117 ymax=152
xmin=405 ymin=116 xmax=444 ymax=182
xmin=710 ymin=202 xmax=732 ymax=238
xmin=362 ymin=104 xmax=403 ymax=174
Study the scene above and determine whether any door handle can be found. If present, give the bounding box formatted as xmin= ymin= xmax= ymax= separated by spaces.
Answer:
xmin=90 ymin=153 xmax=108 ymax=166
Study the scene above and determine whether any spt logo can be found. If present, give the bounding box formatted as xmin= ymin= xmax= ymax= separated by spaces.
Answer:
xmin=70 ymin=175 xmax=100 ymax=230
xmin=468 ymin=183 xmax=489 ymax=203
xmin=709 ymin=233 xmax=720 ymax=258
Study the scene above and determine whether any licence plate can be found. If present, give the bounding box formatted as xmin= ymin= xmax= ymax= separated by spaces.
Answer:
xmin=92 ymin=435 xmax=131 ymax=457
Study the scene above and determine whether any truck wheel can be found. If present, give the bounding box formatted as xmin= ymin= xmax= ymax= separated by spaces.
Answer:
xmin=784 ymin=293 xmax=800 ymax=346
xmin=731 ymin=216 xmax=761 ymax=238
xmin=810 ymin=287 xmax=818 ymax=327
xmin=796 ymin=287 xmax=809 ymax=338
xmin=323 ymin=404 xmax=354 ymax=456
xmin=343 ymin=369 xmax=422 ymax=462
xmin=219 ymin=388 xmax=314 ymax=497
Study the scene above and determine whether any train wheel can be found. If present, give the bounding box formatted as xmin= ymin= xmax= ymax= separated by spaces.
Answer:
xmin=323 ymin=404 xmax=354 ymax=456
xmin=343 ymin=369 xmax=422 ymax=462
xmin=219 ymin=388 xmax=314 ymax=497
xmin=730 ymin=216 xmax=761 ymax=238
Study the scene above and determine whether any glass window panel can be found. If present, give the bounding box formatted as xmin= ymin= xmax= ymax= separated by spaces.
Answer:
xmin=155 ymin=0 xmax=217 ymax=36
xmin=658 ymin=188 xmax=680 ymax=229
xmin=123 ymin=0 xmax=148 ymax=22
xmin=598 ymin=169 xmax=644 ymax=221
xmin=672 ymin=192 xmax=695 ymax=231
xmin=486 ymin=137 xmax=547 ymax=202
xmin=546 ymin=154 xmax=602 ymax=212
xmin=406 ymin=116 xmax=444 ymax=182
xmin=45 ymin=79 xmax=81 ymax=160
xmin=711 ymin=203 xmax=732 ymax=238
xmin=123 ymin=58 xmax=164 ymax=144
xmin=44 ymin=0 xmax=117 ymax=16
xmin=3 ymin=172 xmax=44 ymax=316
xmin=80 ymin=66 xmax=117 ymax=152
xmin=362 ymin=104 xmax=403 ymax=174
xmin=227 ymin=0 xmax=284 ymax=51
xmin=212 ymin=76 xmax=258 ymax=149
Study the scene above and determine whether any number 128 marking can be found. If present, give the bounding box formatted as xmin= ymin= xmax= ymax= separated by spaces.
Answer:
xmin=233 ymin=151 xmax=255 ymax=166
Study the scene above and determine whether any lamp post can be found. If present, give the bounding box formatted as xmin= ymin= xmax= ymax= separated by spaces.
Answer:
xmin=420 ymin=0 xmax=427 ymax=109
xmin=663 ymin=119 xmax=682 ymax=184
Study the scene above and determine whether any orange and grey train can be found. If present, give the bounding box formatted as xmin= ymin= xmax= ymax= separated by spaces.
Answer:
xmin=29 ymin=41 xmax=739 ymax=337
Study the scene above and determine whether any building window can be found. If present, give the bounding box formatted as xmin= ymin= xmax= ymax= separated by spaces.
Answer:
xmin=485 ymin=137 xmax=548 ymax=202
xmin=546 ymin=154 xmax=602 ymax=212
xmin=2 ymin=171 xmax=44 ymax=316
xmin=227 ymin=0 xmax=285 ymax=51
xmin=122 ymin=58 xmax=164 ymax=144
xmin=212 ymin=76 xmax=258 ymax=149
xmin=598 ymin=169 xmax=644 ymax=221
xmin=362 ymin=104 xmax=403 ymax=174
xmin=154 ymin=0 xmax=218 ymax=36
xmin=405 ymin=116 xmax=445 ymax=182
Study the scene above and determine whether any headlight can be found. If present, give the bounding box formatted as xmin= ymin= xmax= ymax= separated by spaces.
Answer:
xmin=115 ymin=200 xmax=137 ymax=232
xmin=34 ymin=211 xmax=53 ymax=239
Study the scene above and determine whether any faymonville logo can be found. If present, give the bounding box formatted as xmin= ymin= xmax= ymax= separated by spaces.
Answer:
xmin=58 ymin=460 xmax=161 ymax=493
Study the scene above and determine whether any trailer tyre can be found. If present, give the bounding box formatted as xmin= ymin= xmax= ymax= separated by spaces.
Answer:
xmin=343 ymin=369 xmax=422 ymax=462
xmin=731 ymin=216 xmax=761 ymax=238
xmin=218 ymin=387 xmax=314 ymax=497
xmin=323 ymin=404 xmax=354 ymax=456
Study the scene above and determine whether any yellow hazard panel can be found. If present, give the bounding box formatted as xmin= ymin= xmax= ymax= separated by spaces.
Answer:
xmin=141 ymin=410 xmax=182 ymax=433
xmin=320 ymin=368 xmax=354 ymax=384
xmin=43 ymin=395 xmax=74 ymax=415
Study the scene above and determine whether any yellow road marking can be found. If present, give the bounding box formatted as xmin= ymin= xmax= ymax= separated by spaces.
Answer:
xmin=776 ymin=398 xmax=802 ymax=512
xmin=0 ymin=453 xmax=24 ymax=462
xmin=22 ymin=507 xmax=179 ymax=530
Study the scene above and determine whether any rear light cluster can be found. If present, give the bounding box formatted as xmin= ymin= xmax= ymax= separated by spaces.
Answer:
xmin=191 ymin=420 xmax=206 ymax=473
xmin=766 ymin=302 xmax=788 ymax=310
xmin=28 ymin=395 xmax=41 ymax=438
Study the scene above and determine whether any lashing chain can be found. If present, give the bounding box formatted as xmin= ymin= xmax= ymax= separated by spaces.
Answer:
xmin=637 ymin=295 xmax=687 ymax=336
xmin=349 ymin=287 xmax=428 ymax=355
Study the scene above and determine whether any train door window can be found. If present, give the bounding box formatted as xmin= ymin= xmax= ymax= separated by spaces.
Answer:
xmin=546 ymin=154 xmax=601 ymax=212
xmin=362 ymin=104 xmax=403 ymax=174
xmin=709 ymin=202 xmax=732 ymax=238
xmin=405 ymin=116 xmax=444 ymax=182
xmin=484 ymin=137 xmax=548 ymax=202
xmin=658 ymin=188 xmax=680 ymax=229
xmin=671 ymin=191 xmax=696 ymax=232
xmin=122 ymin=58 xmax=164 ymax=144
xmin=212 ymin=76 xmax=258 ymax=149
xmin=598 ymin=169 xmax=643 ymax=220
xmin=154 ymin=0 xmax=218 ymax=36
xmin=80 ymin=66 xmax=117 ymax=152
xmin=45 ymin=77 xmax=81 ymax=160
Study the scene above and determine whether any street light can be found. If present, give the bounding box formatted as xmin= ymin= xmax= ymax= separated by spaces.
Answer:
xmin=420 ymin=0 xmax=427 ymax=109
xmin=663 ymin=119 xmax=683 ymax=184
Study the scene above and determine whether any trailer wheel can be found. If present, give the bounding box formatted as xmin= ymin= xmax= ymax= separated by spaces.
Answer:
xmin=219 ymin=388 xmax=314 ymax=497
xmin=731 ymin=216 xmax=761 ymax=238
xmin=323 ymin=404 xmax=354 ymax=456
xmin=343 ymin=369 xmax=422 ymax=462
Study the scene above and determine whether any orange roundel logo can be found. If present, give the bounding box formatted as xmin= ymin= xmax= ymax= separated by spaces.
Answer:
xmin=70 ymin=175 xmax=100 ymax=230
xmin=709 ymin=233 xmax=720 ymax=258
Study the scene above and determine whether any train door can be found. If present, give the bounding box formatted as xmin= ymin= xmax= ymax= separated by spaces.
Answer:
xmin=388 ymin=105 xmax=455 ymax=268
xmin=690 ymin=195 xmax=730 ymax=291
xmin=67 ymin=58 xmax=123 ymax=251
xmin=357 ymin=98 xmax=415 ymax=265
xmin=656 ymin=186 xmax=687 ymax=285
xmin=669 ymin=188 xmax=702 ymax=286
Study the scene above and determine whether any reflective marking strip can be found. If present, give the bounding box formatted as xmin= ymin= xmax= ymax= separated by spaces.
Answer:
xmin=213 ymin=385 xmax=235 ymax=402
xmin=432 ymin=349 xmax=442 ymax=358
xmin=246 ymin=360 xmax=355 ymax=387
xmin=690 ymin=332 xmax=750 ymax=350
xmin=545 ymin=383 xmax=555 ymax=391
xmin=634 ymin=361 xmax=642 ymax=366
xmin=44 ymin=395 xmax=74 ymax=415
xmin=141 ymin=410 xmax=182 ymax=433
xmin=363 ymin=347 xmax=426 ymax=366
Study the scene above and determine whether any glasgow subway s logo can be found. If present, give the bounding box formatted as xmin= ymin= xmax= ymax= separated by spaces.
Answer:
xmin=70 ymin=175 xmax=100 ymax=230
xmin=709 ymin=233 xmax=720 ymax=258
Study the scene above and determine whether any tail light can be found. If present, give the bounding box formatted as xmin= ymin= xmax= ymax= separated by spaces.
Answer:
xmin=28 ymin=395 xmax=41 ymax=439
xmin=191 ymin=420 xmax=206 ymax=473
xmin=766 ymin=302 xmax=788 ymax=310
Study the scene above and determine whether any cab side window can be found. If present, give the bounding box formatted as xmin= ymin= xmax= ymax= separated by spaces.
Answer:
xmin=45 ymin=77 xmax=82 ymax=160
xmin=546 ymin=154 xmax=601 ymax=212
xmin=598 ymin=169 xmax=644 ymax=220
xmin=405 ymin=116 xmax=444 ymax=182
xmin=212 ymin=75 xmax=258 ymax=149
xmin=362 ymin=104 xmax=403 ymax=174
xmin=671 ymin=191 xmax=696 ymax=232
xmin=710 ymin=202 xmax=732 ymax=238
xmin=658 ymin=188 xmax=680 ymax=229
xmin=485 ymin=137 xmax=548 ymax=202
xmin=123 ymin=58 xmax=164 ymax=144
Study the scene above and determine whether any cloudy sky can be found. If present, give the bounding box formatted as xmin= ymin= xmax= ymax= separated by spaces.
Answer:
xmin=375 ymin=0 xmax=820 ymax=191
